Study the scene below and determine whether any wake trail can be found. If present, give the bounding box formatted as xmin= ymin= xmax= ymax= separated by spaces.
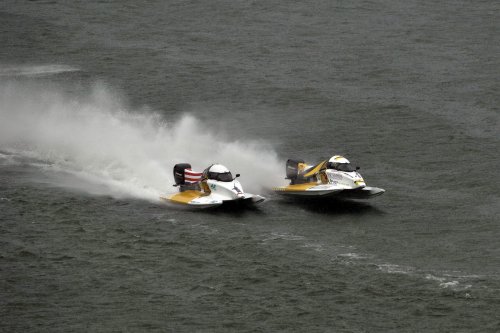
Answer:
xmin=0 ymin=64 xmax=80 ymax=77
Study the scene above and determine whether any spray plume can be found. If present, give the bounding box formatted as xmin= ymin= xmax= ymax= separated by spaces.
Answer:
xmin=0 ymin=81 xmax=283 ymax=201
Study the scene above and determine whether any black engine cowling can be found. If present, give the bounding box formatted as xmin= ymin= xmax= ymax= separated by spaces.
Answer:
xmin=173 ymin=163 xmax=192 ymax=186
xmin=286 ymin=158 xmax=304 ymax=180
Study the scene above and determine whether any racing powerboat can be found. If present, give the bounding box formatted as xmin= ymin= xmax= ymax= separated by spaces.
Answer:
xmin=160 ymin=163 xmax=265 ymax=208
xmin=273 ymin=155 xmax=385 ymax=199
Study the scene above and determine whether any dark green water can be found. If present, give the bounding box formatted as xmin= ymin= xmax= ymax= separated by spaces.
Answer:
xmin=1 ymin=1 xmax=499 ymax=331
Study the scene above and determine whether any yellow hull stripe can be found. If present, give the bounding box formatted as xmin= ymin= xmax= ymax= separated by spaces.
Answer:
xmin=303 ymin=160 xmax=327 ymax=178
xmin=168 ymin=190 xmax=205 ymax=204
xmin=273 ymin=182 xmax=318 ymax=192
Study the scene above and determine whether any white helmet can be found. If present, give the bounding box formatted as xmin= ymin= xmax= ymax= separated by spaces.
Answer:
xmin=209 ymin=164 xmax=230 ymax=173
xmin=328 ymin=155 xmax=350 ymax=164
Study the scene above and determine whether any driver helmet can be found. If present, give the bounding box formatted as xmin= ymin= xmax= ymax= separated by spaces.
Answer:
xmin=329 ymin=155 xmax=350 ymax=164
xmin=207 ymin=164 xmax=233 ymax=182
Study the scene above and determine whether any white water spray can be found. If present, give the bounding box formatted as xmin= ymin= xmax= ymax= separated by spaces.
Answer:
xmin=0 ymin=81 xmax=283 ymax=201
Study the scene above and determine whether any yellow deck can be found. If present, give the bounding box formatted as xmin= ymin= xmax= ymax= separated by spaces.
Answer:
xmin=273 ymin=182 xmax=318 ymax=192
xmin=165 ymin=190 xmax=206 ymax=204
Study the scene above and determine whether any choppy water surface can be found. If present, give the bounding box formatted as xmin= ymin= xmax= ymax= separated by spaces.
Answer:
xmin=1 ymin=1 xmax=499 ymax=331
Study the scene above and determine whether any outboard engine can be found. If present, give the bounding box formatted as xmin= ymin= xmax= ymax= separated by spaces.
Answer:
xmin=173 ymin=163 xmax=192 ymax=186
xmin=286 ymin=159 xmax=305 ymax=181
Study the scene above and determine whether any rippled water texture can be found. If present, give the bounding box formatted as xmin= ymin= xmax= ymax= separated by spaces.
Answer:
xmin=1 ymin=1 xmax=499 ymax=331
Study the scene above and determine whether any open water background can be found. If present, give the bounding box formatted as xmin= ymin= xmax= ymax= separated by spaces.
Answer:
xmin=1 ymin=1 xmax=499 ymax=331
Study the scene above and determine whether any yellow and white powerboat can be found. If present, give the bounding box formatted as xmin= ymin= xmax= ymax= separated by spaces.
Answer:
xmin=273 ymin=155 xmax=385 ymax=199
xmin=160 ymin=163 xmax=265 ymax=209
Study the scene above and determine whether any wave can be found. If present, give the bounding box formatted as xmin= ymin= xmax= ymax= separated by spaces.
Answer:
xmin=0 ymin=64 xmax=79 ymax=77
xmin=0 ymin=81 xmax=283 ymax=201
xmin=261 ymin=230 xmax=485 ymax=292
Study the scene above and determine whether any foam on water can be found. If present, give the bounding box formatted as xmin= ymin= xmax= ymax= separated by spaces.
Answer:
xmin=258 ymin=229 xmax=484 ymax=293
xmin=0 ymin=64 xmax=80 ymax=77
xmin=0 ymin=81 xmax=283 ymax=201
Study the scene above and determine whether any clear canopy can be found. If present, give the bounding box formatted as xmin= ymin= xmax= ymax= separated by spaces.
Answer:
xmin=208 ymin=171 xmax=233 ymax=182
xmin=327 ymin=162 xmax=356 ymax=172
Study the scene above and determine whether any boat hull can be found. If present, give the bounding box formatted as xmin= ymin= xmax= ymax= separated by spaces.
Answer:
xmin=273 ymin=183 xmax=385 ymax=199
xmin=160 ymin=191 xmax=265 ymax=209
